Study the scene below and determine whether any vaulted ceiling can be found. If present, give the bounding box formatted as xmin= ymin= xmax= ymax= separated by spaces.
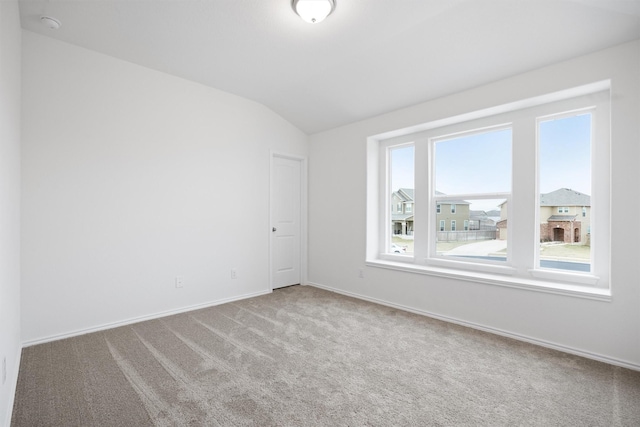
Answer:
xmin=19 ymin=0 xmax=640 ymax=134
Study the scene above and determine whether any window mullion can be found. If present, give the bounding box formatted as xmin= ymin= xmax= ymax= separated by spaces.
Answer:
xmin=511 ymin=117 xmax=537 ymax=274
xmin=378 ymin=143 xmax=389 ymax=255
xmin=413 ymin=138 xmax=429 ymax=262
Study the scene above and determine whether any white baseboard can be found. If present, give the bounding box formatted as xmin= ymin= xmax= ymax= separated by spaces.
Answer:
xmin=308 ymin=281 xmax=640 ymax=372
xmin=22 ymin=289 xmax=272 ymax=348
xmin=5 ymin=346 xmax=22 ymax=427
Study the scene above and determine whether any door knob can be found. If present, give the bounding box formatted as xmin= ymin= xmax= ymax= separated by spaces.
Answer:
xmin=272 ymin=227 xmax=277 ymax=232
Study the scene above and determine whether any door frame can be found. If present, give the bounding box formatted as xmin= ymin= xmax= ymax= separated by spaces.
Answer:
xmin=269 ymin=151 xmax=307 ymax=290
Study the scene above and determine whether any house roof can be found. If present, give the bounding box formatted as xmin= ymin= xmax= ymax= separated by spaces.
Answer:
xmin=435 ymin=191 xmax=470 ymax=205
xmin=500 ymin=188 xmax=591 ymax=207
xmin=392 ymin=214 xmax=414 ymax=222
xmin=469 ymin=211 xmax=497 ymax=224
xmin=547 ymin=215 xmax=578 ymax=222
xmin=470 ymin=210 xmax=488 ymax=220
xmin=396 ymin=188 xmax=414 ymax=202
xmin=540 ymin=188 xmax=590 ymax=207
xmin=18 ymin=2 xmax=640 ymax=134
xmin=394 ymin=189 xmax=471 ymax=205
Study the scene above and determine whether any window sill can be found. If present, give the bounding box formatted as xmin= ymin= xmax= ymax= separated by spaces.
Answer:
xmin=528 ymin=268 xmax=599 ymax=286
xmin=427 ymin=257 xmax=516 ymax=276
xmin=365 ymin=258 xmax=611 ymax=302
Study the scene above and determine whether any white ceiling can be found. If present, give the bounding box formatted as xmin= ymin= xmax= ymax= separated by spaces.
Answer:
xmin=18 ymin=0 xmax=640 ymax=134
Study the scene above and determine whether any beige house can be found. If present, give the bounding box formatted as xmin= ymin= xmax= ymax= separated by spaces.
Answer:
xmin=435 ymin=192 xmax=471 ymax=232
xmin=498 ymin=188 xmax=591 ymax=244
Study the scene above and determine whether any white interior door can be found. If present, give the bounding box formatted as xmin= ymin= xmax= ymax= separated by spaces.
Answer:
xmin=271 ymin=155 xmax=302 ymax=289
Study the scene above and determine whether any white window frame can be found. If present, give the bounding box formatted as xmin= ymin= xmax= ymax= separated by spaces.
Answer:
xmin=464 ymin=220 xmax=469 ymax=231
xmin=377 ymin=141 xmax=415 ymax=261
xmin=367 ymin=81 xmax=611 ymax=300
xmin=439 ymin=220 xmax=445 ymax=231
xmin=428 ymin=123 xmax=513 ymax=272
xmin=531 ymin=103 xmax=609 ymax=285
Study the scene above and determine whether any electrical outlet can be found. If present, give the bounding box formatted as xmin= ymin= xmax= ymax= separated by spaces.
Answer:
xmin=175 ymin=276 xmax=184 ymax=288
xmin=231 ymin=268 xmax=237 ymax=279
xmin=2 ymin=356 xmax=6 ymax=385
xmin=358 ymin=269 xmax=364 ymax=278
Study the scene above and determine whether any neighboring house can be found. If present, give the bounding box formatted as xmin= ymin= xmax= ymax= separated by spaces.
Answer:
xmin=486 ymin=210 xmax=502 ymax=225
xmin=391 ymin=188 xmax=414 ymax=235
xmin=469 ymin=210 xmax=497 ymax=231
xmin=435 ymin=192 xmax=471 ymax=232
xmin=540 ymin=188 xmax=591 ymax=244
xmin=391 ymin=189 xmax=472 ymax=235
xmin=498 ymin=188 xmax=591 ymax=244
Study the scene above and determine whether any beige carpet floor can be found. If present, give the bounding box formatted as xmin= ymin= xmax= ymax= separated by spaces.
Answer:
xmin=12 ymin=285 xmax=640 ymax=426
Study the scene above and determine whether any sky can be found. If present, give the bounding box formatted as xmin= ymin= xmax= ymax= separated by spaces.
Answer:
xmin=538 ymin=113 xmax=591 ymax=194
xmin=390 ymin=113 xmax=592 ymax=212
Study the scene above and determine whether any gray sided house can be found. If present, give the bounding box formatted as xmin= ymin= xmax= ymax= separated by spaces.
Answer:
xmin=469 ymin=210 xmax=498 ymax=231
xmin=391 ymin=188 xmax=414 ymax=235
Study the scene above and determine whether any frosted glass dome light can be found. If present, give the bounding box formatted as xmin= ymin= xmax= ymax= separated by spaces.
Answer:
xmin=292 ymin=0 xmax=336 ymax=24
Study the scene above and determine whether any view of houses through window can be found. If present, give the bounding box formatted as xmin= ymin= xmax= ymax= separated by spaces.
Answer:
xmin=376 ymin=86 xmax=608 ymax=289
xmin=388 ymin=114 xmax=592 ymax=273
xmin=537 ymin=113 xmax=592 ymax=272
xmin=390 ymin=145 xmax=414 ymax=254
xmin=432 ymin=128 xmax=511 ymax=263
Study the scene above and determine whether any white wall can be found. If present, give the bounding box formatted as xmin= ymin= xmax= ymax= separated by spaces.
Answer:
xmin=309 ymin=40 xmax=640 ymax=368
xmin=21 ymin=31 xmax=307 ymax=343
xmin=0 ymin=1 xmax=22 ymax=425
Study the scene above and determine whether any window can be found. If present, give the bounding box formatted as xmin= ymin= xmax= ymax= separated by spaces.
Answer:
xmin=433 ymin=127 xmax=511 ymax=264
xmin=387 ymin=145 xmax=414 ymax=254
xmin=369 ymin=82 xmax=611 ymax=296
xmin=538 ymin=112 xmax=593 ymax=272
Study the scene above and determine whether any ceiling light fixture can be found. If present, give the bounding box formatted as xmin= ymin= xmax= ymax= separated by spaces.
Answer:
xmin=40 ymin=16 xmax=62 ymax=30
xmin=292 ymin=0 xmax=335 ymax=24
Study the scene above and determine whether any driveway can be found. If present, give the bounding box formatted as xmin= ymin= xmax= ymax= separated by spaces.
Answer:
xmin=444 ymin=239 xmax=507 ymax=256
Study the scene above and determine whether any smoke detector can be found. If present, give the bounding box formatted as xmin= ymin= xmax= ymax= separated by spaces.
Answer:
xmin=40 ymin=16 xmax=61 ymax=30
